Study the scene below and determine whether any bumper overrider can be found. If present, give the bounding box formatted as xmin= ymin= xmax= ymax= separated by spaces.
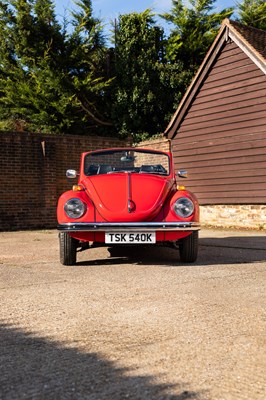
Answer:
xmin=58 ymin=222 xmax=200 ymax=232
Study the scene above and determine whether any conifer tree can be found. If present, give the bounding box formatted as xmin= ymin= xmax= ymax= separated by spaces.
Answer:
xmin=237 ymin=0 xmax=266 ymax=30
xmin=111 ymin=10 xmax=173 ymax=139
xmin=0 ymin=0 xmax=112 ymax=133
xmin=162 ymin=0 xmax=234 ymax=72
xmin=65 ymin=0 xmax=113 ymax=129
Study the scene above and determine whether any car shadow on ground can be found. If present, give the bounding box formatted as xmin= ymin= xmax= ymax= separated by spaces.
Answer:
xmin=75 ymin=235 xmax=266 ymax=267
xmin=0 ymin=323 xmax=203 ymax=400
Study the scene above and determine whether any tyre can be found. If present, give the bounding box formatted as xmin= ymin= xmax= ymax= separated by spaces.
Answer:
xmin=59 ymin=232 xmax=78 ymax=266
xmin=179 ymin=231 xmax=199 ymax=263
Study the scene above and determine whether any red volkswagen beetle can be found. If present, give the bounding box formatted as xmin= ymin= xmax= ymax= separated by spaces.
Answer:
xmin=57 ymin=148 xmax=200 ymax=265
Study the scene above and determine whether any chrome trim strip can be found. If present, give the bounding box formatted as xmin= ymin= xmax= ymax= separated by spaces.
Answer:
xmin=127 ymin=173 xmax=132 ymax=213
xmin=58 ymin=222 xmax=200 ymax=232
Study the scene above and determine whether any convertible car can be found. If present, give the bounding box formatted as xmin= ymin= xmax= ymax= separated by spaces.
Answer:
xmin=57 ymin=148 xmax=200 ymax=265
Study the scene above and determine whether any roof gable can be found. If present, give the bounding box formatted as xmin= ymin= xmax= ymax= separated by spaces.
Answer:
xmin=165 ymin=19 xmax=266 ymax=139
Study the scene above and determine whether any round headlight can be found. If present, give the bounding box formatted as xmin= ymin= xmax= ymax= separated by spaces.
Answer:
xmin=64 ymin=198 xmax=86 ymax=219
xmin=173 ymin=197 xmax=194 ymax=218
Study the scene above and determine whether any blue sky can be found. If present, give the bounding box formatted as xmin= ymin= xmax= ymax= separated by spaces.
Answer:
xmin=54 ymin=0 xmax=237 ymax=41
xmin=54 ymin=0 xmax=237 ymax=36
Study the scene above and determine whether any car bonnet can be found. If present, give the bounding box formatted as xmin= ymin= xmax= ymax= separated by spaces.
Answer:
xmin=82 ymin=173 xmax=174 ymax=222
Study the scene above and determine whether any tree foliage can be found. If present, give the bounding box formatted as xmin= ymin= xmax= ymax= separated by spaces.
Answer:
xmin=0 ymin=0 xmax=112 ymax=133
xmin=236 ymin=0 xmax=266 ymax=30
xmin=161 ymin=0 xmax=234 ymax=72
xmin=111 ymin=10 xmax=173 ymax=139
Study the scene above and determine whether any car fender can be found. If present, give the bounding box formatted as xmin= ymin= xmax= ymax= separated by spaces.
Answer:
xmin=164 ymin=189 xmax=200 ymax=222
xmin=57 ymin=190 xmax=95 ymax=224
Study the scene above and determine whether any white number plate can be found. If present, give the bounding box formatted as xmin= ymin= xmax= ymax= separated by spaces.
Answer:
xmin=105 ymin=232 xmax=156 ymax=244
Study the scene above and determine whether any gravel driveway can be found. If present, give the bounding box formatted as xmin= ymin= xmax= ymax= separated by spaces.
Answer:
xmin=0 ymin=228 xmax=265 ymax=400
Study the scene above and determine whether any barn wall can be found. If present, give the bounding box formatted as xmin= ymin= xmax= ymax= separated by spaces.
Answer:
xmin=172 ymin=40 xmax=266 ymax=205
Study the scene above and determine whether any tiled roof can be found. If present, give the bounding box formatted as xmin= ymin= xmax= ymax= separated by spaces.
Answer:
xmin=229 ymin=20 xmax=266 ymax=61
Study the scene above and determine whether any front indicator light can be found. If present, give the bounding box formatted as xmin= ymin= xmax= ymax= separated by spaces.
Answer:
xmin=72 ymin=184 xmax=84 ymax=192
xmin=177 ymin=185 xmax=186 ymax=190
xmin=173 ymin=197 xmax=194 ymax=218
xmin=64 ymin=198 xmax=86 ymax=219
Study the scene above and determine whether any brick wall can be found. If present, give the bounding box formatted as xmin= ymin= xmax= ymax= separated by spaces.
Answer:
xmin=135 ymin=137 xmax=171 ymax=152
xmin=0 ymin=132 xmax=131 ymax=230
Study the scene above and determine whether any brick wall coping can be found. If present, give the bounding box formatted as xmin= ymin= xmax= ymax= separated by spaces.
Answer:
xmin=135 ymin=137 xmax=171 ymax=147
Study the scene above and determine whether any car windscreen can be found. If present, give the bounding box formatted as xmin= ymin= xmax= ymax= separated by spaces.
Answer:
xmin=84 ymin=150 xmax=170 ymax=176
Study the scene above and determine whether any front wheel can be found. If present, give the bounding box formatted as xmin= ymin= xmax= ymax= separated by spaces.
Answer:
xmin=179 ymin=231 xmax=199 ymax=263
xmin=59 ymin=232 xmax=78 ymax=266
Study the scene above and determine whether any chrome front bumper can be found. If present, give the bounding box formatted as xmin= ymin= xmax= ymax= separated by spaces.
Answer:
xmin=58 ymin=222 xmax=200 ymax=232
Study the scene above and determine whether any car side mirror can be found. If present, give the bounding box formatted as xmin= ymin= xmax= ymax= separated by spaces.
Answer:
xmin=177 ymin=170 xmax=188 ymax=178
xmin=66 ymin=169 xmax=78 ymax=179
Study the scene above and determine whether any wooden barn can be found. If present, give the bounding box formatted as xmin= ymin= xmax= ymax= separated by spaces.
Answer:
xmin=165 ymin=19 xmax=266 ymax=229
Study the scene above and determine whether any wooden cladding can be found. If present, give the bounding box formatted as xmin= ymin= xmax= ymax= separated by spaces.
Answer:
xmin=172 ymin=41 xmax=266 ymax=205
